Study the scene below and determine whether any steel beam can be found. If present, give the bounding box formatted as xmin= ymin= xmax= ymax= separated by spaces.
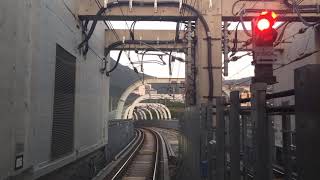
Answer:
xmin=223 ymin=15 xmax=320 ymax=22
xmin=105 ymin=29 xmax=188 ymax=47
xmin=79 ymin=0 xmax=197 ymax=16
xmin=105 ymin=40 xmax=187 ymax=56
xmin=222 ymin=0 xmax=320 ymax=21
xmin=79 ymin=15 xmax=198 ymax=22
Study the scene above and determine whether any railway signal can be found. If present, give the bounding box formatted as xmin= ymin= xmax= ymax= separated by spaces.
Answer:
xmin=253 ymin=11 xmax=278 ymax=46
xmin=252 ymin=11 xmax=278 ymax=84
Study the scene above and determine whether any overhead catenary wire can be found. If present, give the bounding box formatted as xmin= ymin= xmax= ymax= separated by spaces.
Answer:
xmin=239 ymin=9 xmax=252 ymax=37
xmin=97 ymin=0 xmax=215 ymax=101
xmin=291 ymin=0 xmax=320 ymax=27
xmin=274 ymin=49 xmax=320 ymax=71
xmin=274 ymin=25 xmax=313 ymax=47
xmin=94 ymin=0 xmax=143 ymax=82
xmin=106 ymin=49 xmax=124 ymax=76
xmin=229 ymin=63 xmax=252 ymax=79
xmin=232 ymin=49 xmax=320 ymax=87
xmin=114 ymin=2 xmax=142 ymax=76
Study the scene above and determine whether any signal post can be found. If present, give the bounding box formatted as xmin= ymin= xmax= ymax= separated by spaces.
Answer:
xmin=251 ymin=11 xmax=278 ymax=180
xmin=252 ymin=11 xmax=278 ymax=84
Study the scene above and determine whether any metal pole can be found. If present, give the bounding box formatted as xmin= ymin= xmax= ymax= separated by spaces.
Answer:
xmin=186 ymin=21 xmax=194 ymax=105
xmin=223 ymin=21 xmax=229 ymax=77
xmin=216 ymin=97 xmax=225 ymax=180
xmin=242 ymin=115 xmax=248 ymax=180
xmin=251 ymin=83 xmax=272 ymax=180
xmin=281 ymin=108 xmax=292 ymax=180
xmin=230 ymin=91 xmax=240 ymax=180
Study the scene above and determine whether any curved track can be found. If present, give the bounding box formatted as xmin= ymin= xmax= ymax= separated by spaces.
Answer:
xmin=111 ymin=129 xmax=159 ymax=180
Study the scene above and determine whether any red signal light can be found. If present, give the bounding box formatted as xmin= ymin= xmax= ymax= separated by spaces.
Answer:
xmin=257 ymin=18 xmax=271 ymax=31
xmin=256 ymin=11 xmax=277 ymax=31
xmin=253 ymin=11 xmax=278 ymax=46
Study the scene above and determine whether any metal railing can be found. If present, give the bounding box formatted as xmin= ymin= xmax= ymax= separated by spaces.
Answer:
xmin=178 ymin=64 xmax=320 ymax=180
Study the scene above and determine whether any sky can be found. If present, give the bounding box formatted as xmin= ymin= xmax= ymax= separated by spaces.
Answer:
xmin=109 ymin=21 xmax=255 ymax=80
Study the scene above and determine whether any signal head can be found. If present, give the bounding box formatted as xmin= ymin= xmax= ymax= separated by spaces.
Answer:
xmin=253 ymin=11 xmax=278 ymax=46
xmin=257 ymin=18 xmax=271 ymax=31
xmin=256 ymin=11 xmax=277 ymax=31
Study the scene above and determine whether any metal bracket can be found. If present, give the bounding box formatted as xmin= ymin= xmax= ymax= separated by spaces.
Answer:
xmin=154 ymin=0 xmax=158 ymax=13
xmin=129 ymin=0 xmax=133 ymax=11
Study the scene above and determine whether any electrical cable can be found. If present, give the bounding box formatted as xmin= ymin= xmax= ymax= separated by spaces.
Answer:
xmin=106 ymin=49 xmax=124 ymax=76
xmin=131 ymin=60 xmax=166 ymax=65
xmin=101 ymin=0 xmax=216 ymax=101
xmin=232 ymin=49 xmax=319 ymax=87
xmin=230 ymin=22 xmax=241 ymax=57
xmin=274 ymin=49 xmax=320 ymax=71
xmin=274 ymin=25 xmax=312 ymax=47
xmin=230 ymin=52 xmax=252 ymax=62
xmin=231 ymin=78 xmax=251 ymax=87
xmin=169 ymin=51 xmax=173 ymax=76
xmin=140 ymin=51 xmax=166 ymax=65
xmin=229 ymin=63 xmax=252 ymax=79
xmin=239 ymin=9 xmax=252 ymax=37
xmin=232 ymin=0 xmax=246 ymax=16
xmin=284 ymin=0 xmax=320 ymax=11
xmin=292 ymin=0 xmax=320 ymax=27
xmin=103 ymin=20 xmax=142 ymax=81
xmin=274 ymin=22 xmax=291 ymax=46
xmin=98 ymin=1 xmax=143 ymax=81
xmin=115 ymin=2 xmax=144 ymax=82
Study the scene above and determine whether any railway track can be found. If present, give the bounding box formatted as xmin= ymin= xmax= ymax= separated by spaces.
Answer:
xmin=110 ymin=129 xmax=161 ymax=180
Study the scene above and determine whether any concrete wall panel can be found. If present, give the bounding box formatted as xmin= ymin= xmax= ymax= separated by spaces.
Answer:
xmin=134 ymin=120 xmax=180 ymax=130
xmin=0 ymin=0 xmax=110 ymax=178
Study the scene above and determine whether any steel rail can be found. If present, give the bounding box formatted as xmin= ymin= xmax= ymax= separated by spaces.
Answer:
xmin=148 ymin=128 xmax=170 ymax=180
xmin=111 ymin=129 xmax=145 ymax=180
xmin=111 ymin=129 xmax=160 ymax=180
xmin=152 ymin=129 xmax=160 ymax=180
xmin=114 ymin=129 xmax=139 ymax=160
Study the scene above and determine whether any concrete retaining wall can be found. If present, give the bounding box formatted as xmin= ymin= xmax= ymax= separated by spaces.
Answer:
xmin=134 ymin=120 xmax=180 ymax=130
xmin=34 ymin=120 xmax=134 ymax=180
xmin=106 ymin=120 xmax=135 ymax=163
